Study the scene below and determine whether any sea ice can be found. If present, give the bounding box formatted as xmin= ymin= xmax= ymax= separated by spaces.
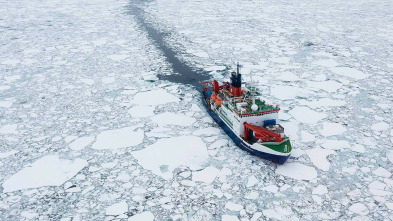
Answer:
xmin=319 ymin=122 xmax=347 ymax=136
xmin=128 ymin=211 xmax=154 ymax=221
xmin=225 ymin=202 xmax=243 ymax=211
xmin=312 ymin=185 xmax=328 ymax=195
xmin=275 ymin=163 xmax=318 ymax=180
xmin=246 ymin=175 xmax=259 ymax=187
xmin=306 ymin=80 xmax=343 ymax=93
xmin=2 ymin=155 xmax=87 ymax=192
xmin=0 ymin=124 xmax=18 ymax=134
xmin=128 ymin=106 xmax=155 ymax=118
xmin=0 ymin=150 xmax=18 ymax=159
xmin=306 ymin=148 xmax=336 ymax=171
xmin=105 ymin=201 xmax=128 ymax=216
xmin=193 ymin=127 xmax=221 ymax=136
xmin=151 ymin=112 xmax=196 ymax=126
xmin=131 ymin=89 xmax=179 ymax=105
xmin=222 ymin=215 xmax=240 ymax=221
xmin=372 ymin=167 xmax=392 ymax=178
xmin=289 ymin=107 xmax=326 ymax=124
xmin=132 ymin=136 xmax=209 ymax=179
xmin=314 ymin=59 xmax=338 ymax=67
xmin=270 ymin=85 xmax=312 ymax=100
xmin=349 ymin=203 xmax=369 ymax=216
xmin=192 ymin=166 xmax=220 ymax=184
xmin=320 ymin=139 xmax=350 ymax=150
xmin=330 ymin=67 xmax=370 ymax=80
xmin=92 ymin=127 xmax=144 ymax=150
xmin=69 ymin=136 xmax=95 ymax=151
xmin=371 ymin=122 xmax=389 ymax=132
xmin=300 ymin=131 xmax=316 ymax=142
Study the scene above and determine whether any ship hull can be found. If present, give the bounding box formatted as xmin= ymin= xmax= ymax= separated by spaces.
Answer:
xmin=202 ymin=94 xmax=290 ymax=164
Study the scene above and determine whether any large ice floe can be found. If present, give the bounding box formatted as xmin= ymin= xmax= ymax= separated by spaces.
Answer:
xmin=1 ymin=0 xmax=393 ymax=219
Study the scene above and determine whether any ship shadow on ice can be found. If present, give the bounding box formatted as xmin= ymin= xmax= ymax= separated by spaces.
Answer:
xmin=125 ymin=0 xmax=214 ymax=86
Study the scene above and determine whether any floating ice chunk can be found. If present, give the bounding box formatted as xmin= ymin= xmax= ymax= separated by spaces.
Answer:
xmin=280 ymin=122 xmax=299 ymax=141
xmin=132 ymin=136 xmax=208 ymax=179
xmin=270 ymin=57 xmax=290 ymax=64
xmin=245 ymin=191 xmax=259 ymax=199
xmin=192 ymin=166 xmax=220 ymax=184
xmin=312 ymin=185 xmax=328 ymax=195
xmin=270 ymin=85 xmax=312 ymax=100
xmin=225 ymin=202 xmax=243 ymax=211
xmin=246 ymin=175 xmax=259 ymax=187
xmin=349 ymin=203 xmax=369 ymax=216
xmin=301 ymin=131 xmax=315 ymax=142
xmin=107 ymin=54 xmax=129 ymax=61
xmin=131 ymin=89 xmax=179 ymax=105
xmin=151 ymin=112 xmax=196 ymax=126
xmin=128 ymin=106 xmax=155 ymax=118
xmin=192 ymin=51 xmax=209 ymax=58
xmin=222 ymin=215 xmax=240 ymax=221
xmin=371 ymin=122 xmax=389 ymax=132
xmin=372 ymin=167 xmax=391 ymax=178
xmin=0 ymin=100 xmax=13 ymax=108
xmin=0 ymin=150 xmax=18 ymax=158
xmin=291 ymin=148 xmax=305 ymax=158
xmin=262 ymin=207 xmax=296 ymax=220
xmin=299 ymin=98 xmax=345 ymax=108
xmin=307 ymin=81 xmax=343 ymax=93
xmin=314 ymin=59 xmax=338 ymax=67
xmin=105 ymin=201 xmax=128 ymax=216
xmin=262 ymin=185 xmax=278 ymax=193
xmin=92 ymin=127 xmax=144 ymax=150
xmin=275 ymin=72 xmax=300 ymax=81
xmin=352 ymin=144 xmax=365 ymax=153
xmin=193 ymin=127 xmax=221 ymax=136
xmin=306 ymin=148 xmax=336 ymax=171
xmin=69 ymin=136 xmax=95 ymax=151
xmin=21 ymin=211 xmax=38 ymax=219
xmin=205 ymin=66 xmax=226 ymax=71
xmin=289 ymin=107 xmax=326 ymax=124
xmin=80 ymin=78 xmax=95 ymax=85
xmin=275 ymin=163 xmax=317 ymax=180
xmin=321 ymin=139 xmax=350 ymax=150
xmin=128 ymin=211 xmax=154 ymax=221
xmin=102 ymin=77 xmax=115 ymax=84
xmin=330 ymin=67 xmax=370 ymax=80
xmin=388 ymin=151 xmax=393 ymax=164
xmin=319 ymin=122 xmax=346 ymax=136
xmin=2 ymin=155 xmax=87 ymax=192
xmin=0 ymin=124 xmax=18 ymax=134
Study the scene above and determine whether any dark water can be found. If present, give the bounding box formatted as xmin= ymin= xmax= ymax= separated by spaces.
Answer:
xmin=125 ymin=0 xmax=211 ymax=86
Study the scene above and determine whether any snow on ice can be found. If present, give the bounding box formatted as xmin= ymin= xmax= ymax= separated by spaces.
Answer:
xmin=151 ymin=112 xmax=196 ymax=126
xmin=131 ymin=136 xmax=209 ymax=179
xmin=91 ymin=127 xmax=144 ymax=150
xmin=131 ymin=89 xmax=179 ymax=105
xmin=2 ymin=155 xmax=87 ymax=192
xmin=275 ymin=163 xmax=318 ymax=180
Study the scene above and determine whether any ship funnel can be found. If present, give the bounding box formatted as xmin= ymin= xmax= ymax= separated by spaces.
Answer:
xmin=231 ymin=62 xmax=242 ymax=97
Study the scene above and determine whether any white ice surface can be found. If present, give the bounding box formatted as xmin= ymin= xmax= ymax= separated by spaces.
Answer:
xmin=276 ymin=163 xmax=317 ymax=180
xmin=270 ymin=86 xmax=311 ymax=100
xmin=0 ymin=124 xmax=18 ymax=134
xmin=105 ymin=201 xmax=128 ymax=216
xmin=132 ymin=136 xmax=209 ymax=179
xmin=69 ymin=136 xmax=95 ymax=151
xmin=289 ymin=107 xmax=326 ymax=124
xmin=306 ymin=148 xmax=336 ymax=171
xmin=128 ymin=106 xmax=155 ymax=118
xmin=330 ymin=67 xmax=370 ymax=80
xmin=151 ymin=112 xmax=196 ymax=126
xmin=131 ymin=89 xmax=179 ymax=105
xmin=2 ymin=155 xmax=87 ymax=192
xmin=319 ymin=122 xmax=347 ymax=136
xmin=192 ymin=166 xmax=220 ymax=184
xmin=128 ymin=211 xmax=154 ymax=221
xmin=91 ymin=127 xmax=144 ymax=150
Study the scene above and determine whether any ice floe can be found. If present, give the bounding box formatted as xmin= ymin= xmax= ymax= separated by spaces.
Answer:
xmin=330 ymin=67 xmax=370 ymax=80
xmin=275 ymin=163 xmax=317 ymax=180
xmin=69 ymin=136 xmax=95 ymax=151
xmin=289 ymin=107 xmax=326 ymax=124
xmin=192 ymin=166 xmax=220 ymax=184
xmin=105 ymin=201 xmax=128 ymax=216
xmin=2 ymin=155 xmax=87 ymax=192
xmin=128 ymin=211 xmax=155 ymax=221
xmin=312 ymin=185 xmax=328 ymax=195
xmin=270 ymin=85 xmax=312 ymax=100
xmin=349 ymin=203 xmax=369 ymax=216
xmin=132 ymin=136 xmax=208 ymax=179
xmin=151 ymin=112 xmax=196 ymax=126
xmin=92 ymin=127 xmax=144 ymax=150
xmin=131 ymin=89 xmax=179 ymax=105
xmin=306 ymin=148 xmax=336 ymax=171
xmin=371 ymin=122 xmax=389 ymax=132
xmin=0 ymin=124 xmax=18 ymax=134
xmin=319 ymin=122 xmax=347 ymax=136
xmin=128 ymin=106 xmax=155 ymax=118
